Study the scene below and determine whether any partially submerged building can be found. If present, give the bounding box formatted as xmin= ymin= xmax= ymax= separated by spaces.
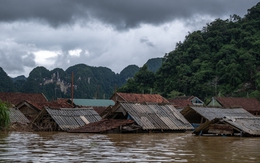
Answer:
xmin=104 ymin=102 xmax=194 ymax=132
xmin=0 ymin=92 xmax=48 ymax=105
xmin=207 ymin=97 xmax=260 ymax=116
xmin=15 ymin=99 xmax=73 ymax=121
xmin=168 ymin=96 xmax=204 ymax=111
xmin=193 ymin=116 xmax=260 ymax=136
xmin=181 ymin=106 xmax=258 ymax=136
xmin=69 ymin=119 xmax=136 ymax=133
xmin=31 ymin=107 xmax=102 ymax=131
xmin=9 ymin=108 xmax=31 ymax=131
xmin=181 ymin=106 xmax=254 ymax=126
xmin=9 ymin=108 xmax=30 ymax=124
xmin=180 ymin=106 xmax=254 ymax=126
xmin=70 ymin=93 xmax=193 ymax=133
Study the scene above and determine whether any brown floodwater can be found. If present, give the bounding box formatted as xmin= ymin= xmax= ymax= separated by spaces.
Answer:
xmin=0 ymin=131 xmax=259 ymax=162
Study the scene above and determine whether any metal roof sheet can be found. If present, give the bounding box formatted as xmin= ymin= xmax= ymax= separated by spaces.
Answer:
xmin=193 ymin=117 xmax=260 ymax=136
xmin=223 ymin=116 xmax=260 ymax=135
xmin=72 ymin=99 xmax=114 ymax=107
xmin=46 ymin=107 xmax=102 ymax=131
xmin=9 ymin=108 xmax=30 ymax=124
xmin=120 ymin=102 xmax=193 ymax=130
xmin=182 ymin=106 xmax=254 ymax=121
xmin=69 ymin=119 xmax=135 ymax=133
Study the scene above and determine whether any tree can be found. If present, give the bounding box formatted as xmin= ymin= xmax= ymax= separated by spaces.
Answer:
xmin=0 ymin=100 xmax=10 ymax=130
xmin=117 ymin=64 xmax=156 ymax=94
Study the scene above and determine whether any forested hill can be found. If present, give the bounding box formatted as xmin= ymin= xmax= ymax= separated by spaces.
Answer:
xmin=0 ymin=58 xmax=162 ymax=100
xmin=156 ymin=2 xmax=260 ymax=101
xmin=119 ymin=3 xmax=260 ymax=102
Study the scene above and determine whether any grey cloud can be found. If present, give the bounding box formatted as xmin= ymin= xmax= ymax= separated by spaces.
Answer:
xmin=22 ymin=53 xmax=36 ymax=67
xmin=0 ymin=0 xmax=258 ymax=30
xmin=0 ymin=49 xmax=25 ymax=74
xmin=140 ymin=37 xmax=155 ymax=48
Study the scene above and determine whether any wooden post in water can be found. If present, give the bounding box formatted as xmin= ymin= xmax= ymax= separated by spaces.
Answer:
xmin=71 ymin=71 xmax=74 ymax=104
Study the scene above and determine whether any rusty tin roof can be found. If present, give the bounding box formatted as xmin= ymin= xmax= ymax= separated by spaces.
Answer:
xmin=0 ymin=92 xmax=48 ymax=105
xmin=16 ymin=99 xmax=73 ymax=111
xmin=112 ymin=92 xmax=169 ymax=103
xmin=215 ymin=97 xmax=260 ymax=111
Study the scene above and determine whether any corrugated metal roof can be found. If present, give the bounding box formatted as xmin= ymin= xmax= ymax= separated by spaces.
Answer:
xmin=223 ymin=116 xmax=260 ymax=136
xmin=46 ymin=107 xmax=102 ymax=131
xmin=68 ymin=119 xmax=135 ymax=133
xmin=72 ymin=99 xmax=114 ymax=107
xmin=120 ymin=102 xmax=193 ymax=130
xmin=182 ymin=106 xmax=254 ymax=121
xmin=9 ymin=108 xmax=30 ymax=124
xmin=193 ymin=117 xmax=260 ymax=136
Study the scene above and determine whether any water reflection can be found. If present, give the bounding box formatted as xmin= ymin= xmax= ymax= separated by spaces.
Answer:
xmin=0 ymin=132 xmax=259 ymax=162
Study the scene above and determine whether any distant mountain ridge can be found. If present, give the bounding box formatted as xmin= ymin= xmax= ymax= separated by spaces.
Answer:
xmin=0 ymin=58 xmax=163 ymax=100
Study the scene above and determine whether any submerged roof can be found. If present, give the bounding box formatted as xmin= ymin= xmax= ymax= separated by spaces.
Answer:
xmin=45 ymin=107 xmax=102 ymax=131
xmin=214 ymin=97 xmax=260 ymax=111
xmin=16 ymin=99 xmax=73 ymax=111
xmin=0 ymin=92 xmax=48 ymax=105
xmin=69 ymin=119 xmax=135 ymax=133
xmin=71 ymin=99 xmax=114 ymax=107
xmin=181 ymin=106 xmax=254 ymax=121
xmin=114 ymin=102 xmax=193 ymax=130
xmin=223 ymin=116 xmax=260 ymax=136
xmin=9 ymin=108 xmax=30 ymax=124
xmin=112 ymin=92 xmax=169 ymax=103
xmin=194 ymin=117 xmax=260 ymax=136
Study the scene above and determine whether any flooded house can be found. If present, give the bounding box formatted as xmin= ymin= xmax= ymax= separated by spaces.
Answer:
xmin=103 ymin=102 xmax=194 ymax=132
xmin=69 ymin=93 xmax=193 ymax=133
xmin=0 ymin=92 xmax=48 ymax=105
xmin=168 ymin=96 xmax=204 ymax=111
xmin=31 ymin=107 xmax=102 ymax=131
xmin=9 ymin=108 xmax=30 ymax=131
xmin=193 ymin=116 xmax=260 ymax=136
xmin=15 ymin=99 xmax=73 ymax=121
xmin=0 ymin=92 xmax=49 ymax=121
xmin=180 ymin=106 xmax=258 ymax=136
xmin=68 ymin=98 xmax=115 ymax=115
xmin=9 ymin=108 xmax=30 ymax=124
xmin=181 ymin=106 xmax=254 ymax=127
xmin=207 ymin=97 xmax=260 ymax=116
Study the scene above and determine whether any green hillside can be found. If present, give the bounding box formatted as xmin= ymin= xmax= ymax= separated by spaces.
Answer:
xmin=0 ymin=57 xmax=162 ymax=100
xmin=120 ymin=3 xmax=260 ymax=101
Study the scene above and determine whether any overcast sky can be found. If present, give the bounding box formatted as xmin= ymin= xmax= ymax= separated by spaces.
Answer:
xmin=0 ymin=0 xmax=259 ymax=77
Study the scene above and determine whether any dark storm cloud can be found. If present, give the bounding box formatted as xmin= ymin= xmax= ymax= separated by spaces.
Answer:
xmin=0 ymin=0 xmax=258 ymax=30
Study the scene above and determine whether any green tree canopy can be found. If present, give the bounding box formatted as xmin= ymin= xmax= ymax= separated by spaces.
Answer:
xmin=0 ymin=100 xmax=10 ymax=130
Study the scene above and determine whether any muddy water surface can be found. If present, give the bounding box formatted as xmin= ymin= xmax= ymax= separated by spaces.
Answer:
xmin=0 ymin=132 xmax=259 ymax=162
